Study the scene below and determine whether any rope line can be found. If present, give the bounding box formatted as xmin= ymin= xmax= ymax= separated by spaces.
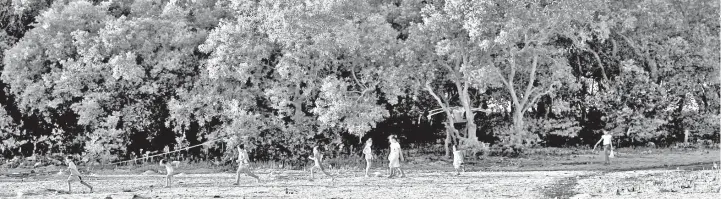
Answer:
xmin=107 ymin=137 xmax=228 ymax=165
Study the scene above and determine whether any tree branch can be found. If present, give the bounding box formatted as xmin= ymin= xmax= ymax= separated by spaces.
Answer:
xmin=425 ymin=82 xmax=454 ymax=122
xmin=520 ymin=53 xmax=539 ymax=112
xmin=526 ymin=85 xmax=554 ymax=113
xmin=352 ymin=66 xmax=368 ymax=90
xmin=586 ymin=47 xmax=609 ymax=82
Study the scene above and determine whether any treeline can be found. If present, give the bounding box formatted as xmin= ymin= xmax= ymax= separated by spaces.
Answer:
xmin=0 ymin=0 xmax=719 ymax=163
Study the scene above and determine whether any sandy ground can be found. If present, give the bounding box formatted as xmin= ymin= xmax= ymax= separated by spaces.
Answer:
xmin=1 ymin=168 xmax=718 ymax=199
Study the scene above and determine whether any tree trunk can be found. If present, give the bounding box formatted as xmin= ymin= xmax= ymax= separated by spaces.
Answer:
xmin=458 ymin=87 xmax=477 ymax=141
xmin=512 ymin=107 xmax=525 ymax=144
xmin=445 ymin=128 xmax=451 ymax=157
xmin=425 ymin=83 xmax=457 ymax=158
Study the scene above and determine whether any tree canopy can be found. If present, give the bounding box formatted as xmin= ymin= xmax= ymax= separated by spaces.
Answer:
xmin=1 ymin=0 xmax=718 ymax=163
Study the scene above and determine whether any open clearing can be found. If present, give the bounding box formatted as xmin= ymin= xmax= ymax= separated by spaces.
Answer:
xmin=2 ymin=168 xmax=719 ymax=198
xmin=2 ymin=149 xmax=719 ymax=198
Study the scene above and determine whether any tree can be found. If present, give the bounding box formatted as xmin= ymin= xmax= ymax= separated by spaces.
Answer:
xmin=172 ymin=0 xmax=405 ymax=162
xmin=459 ymin=0 xmax=587 ymax=145
xmin=2 ymin=0 xmax=219 ymax=160
xmin=403 ymin=0 xmax=497 ymax=156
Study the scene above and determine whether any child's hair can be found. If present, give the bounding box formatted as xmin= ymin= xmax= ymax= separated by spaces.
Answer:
xmin=238 ymin=144 xmax=245 ymax=149
xmin=160 ymin=158 xmax=166 ymax=164
xmin=65 ymin=156 xmax=73 ymax=161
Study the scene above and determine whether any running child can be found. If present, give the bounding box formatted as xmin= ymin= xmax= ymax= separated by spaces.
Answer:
xmin=234 ymin=144 xmax=261 ymax=184
xmin=308 ymin=145 xmax=334 ymax=181
xmin=453 ymin=144 xmax=465 ymax=175
xmin=387 ymin=135 xmax=405 ymax=178
xmin=65 ymin=156 xmax=93 ymax=193
xmin=593 ymin=130 xmax=614 ymax=165
xmin=362 ymin=138 xmax=374 ymax=177
xmin=159 ymin=158 xmax=180 ymax=187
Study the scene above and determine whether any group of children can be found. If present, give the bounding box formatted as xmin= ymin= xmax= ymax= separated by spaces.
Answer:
xmin=61 ymin=134 xmax=468 ymax=193
xmin=62 ymin=132 xmax=615 ymax=193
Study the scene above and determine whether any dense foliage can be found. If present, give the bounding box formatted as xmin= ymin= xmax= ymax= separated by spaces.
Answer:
xmin=1 ymin=0 xmax=719 ymax=163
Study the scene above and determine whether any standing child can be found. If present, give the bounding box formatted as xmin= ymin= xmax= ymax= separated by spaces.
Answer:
xmin=65 ymin=156 xmax=93 ymax=193
xmin=362 ymin=138 xmax=374 ymax=177
xmin=308 ymin=146 xmax=334 ymax=181
xmin=159 ymin=159 xmax=180 ymax=187
xmin=387 ymin=135 xmax=405 ymax=178
xmin=593 ymin=130 xmax=614 ymax=165
xmin=234 ymin=144 xmax=261 ymax=185
xmin=453 ymin=145 xmax=464 ymax=175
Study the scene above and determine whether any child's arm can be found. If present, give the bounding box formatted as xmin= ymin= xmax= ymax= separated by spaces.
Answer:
xmin=399 ymin=148 xmax=404 ymax=162
xmin=593 ymin=138 xmax=602 ymax=150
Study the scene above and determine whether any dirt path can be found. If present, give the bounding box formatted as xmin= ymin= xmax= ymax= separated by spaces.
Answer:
xmin=1 ymin=170 xmax=589 ymax=199
xmin=541 ymin=174 xmax=597 ymax=199
xmin=2 ymin=167 xmax=717 ymax=198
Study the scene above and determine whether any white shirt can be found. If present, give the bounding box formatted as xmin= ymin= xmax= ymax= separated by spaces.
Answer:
xmin=389 ymin=142 xmax=401 ymax=160
xmin=602 ymin=134 xmax=612 ymax=145
xmin=453 ymin=149 xmax=463 ymax=164
xmin=68 ymin=161 xmax=81 ymax=176
xmin=238 ymin=149 xmax=250 ymax=165
xmin=363 ymin=144 xmax=373 ymax=158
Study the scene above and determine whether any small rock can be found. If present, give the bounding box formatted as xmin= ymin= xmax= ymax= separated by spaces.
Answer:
xmin=132 ymin=194 xmax=151 ymax=199
xmin=104 ymin=196 xmax=113 ymax=199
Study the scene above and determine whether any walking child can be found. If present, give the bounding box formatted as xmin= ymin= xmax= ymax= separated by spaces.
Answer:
xmin=159 ymin=159 xmax=180 ymax=187
xmin=387 ymin=135 xmax=405 ymax=178
xmin=593 ymin=130 xmax=614 ymax=165
xmin=65 ymin=156 xmax=93 ymax=193
xmin=362 ymin=138 xmax=374 ymax=177
xmin=234 ymin=144 xmax=261 ymax=185
xmin=453 ymin=144 xmax=465 ymax=175
xmin=308 ymin=145 xmax=334 ymax=181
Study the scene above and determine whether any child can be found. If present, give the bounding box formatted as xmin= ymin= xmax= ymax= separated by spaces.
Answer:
xmin=387 ymin=135 xmax=405 ymax=178
xmin=308 ymin=146 xmax=334 ymax=181
xmin=362 ymin=138 xmax=374 ymax=177
xmin=159 ymin=159 xmax=180 ymax=187
xmin=453 ymin=144 xmax=464 ymax=175
xmin=593 ymin=130 xmax=614 ymax=165
xmin=65 ymin=156 xmax=93 ymax=193
xmin=234 ymin=144 xmax=261 ymax=185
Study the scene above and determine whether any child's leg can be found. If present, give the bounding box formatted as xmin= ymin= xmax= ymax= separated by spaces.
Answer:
xmin=235 ymin=166 xmax=242 ymax=184
xmin=79 ymin=180 xmax=93 ymax=192
xmin=319 ymin=165 xmax=333 ymax=177
xmin=365 ymin=159 xmax=371 ymax=177
xmin=397 ymin=167 xmax=405 ymax=177
xmin=67 ymin=175 xmax=78 ymax=192
xmin=603 ymin=145 xmax=610 ymax=164
xmin=244 ymin=169 xmax=261 ymax=182
xmin=387 ymin=167 xmax=394 ymax=178
xmin=310 ymin=166 xmax=316 ymax=179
